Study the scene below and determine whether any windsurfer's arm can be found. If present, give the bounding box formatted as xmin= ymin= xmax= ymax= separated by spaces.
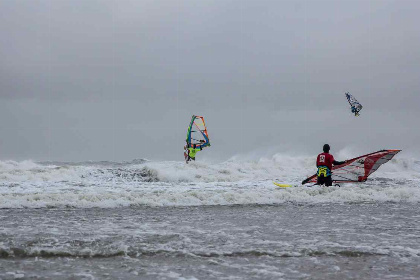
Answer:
xmin=333 ymin=160 xmax=346 ymax=166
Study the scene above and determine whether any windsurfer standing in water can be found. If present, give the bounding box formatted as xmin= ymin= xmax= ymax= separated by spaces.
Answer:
xmin=316 ymin=144 xmax=346 ymax=186
xmin=184 ymin=142 xmax=202 ymax=164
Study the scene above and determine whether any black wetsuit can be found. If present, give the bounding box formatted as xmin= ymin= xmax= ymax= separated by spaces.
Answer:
xmin=316 ymin=153 xmax=345 ymax=186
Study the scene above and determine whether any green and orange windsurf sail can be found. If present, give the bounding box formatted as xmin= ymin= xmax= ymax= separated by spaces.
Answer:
xmin=186 ymin=115 xmax=210 ymax=149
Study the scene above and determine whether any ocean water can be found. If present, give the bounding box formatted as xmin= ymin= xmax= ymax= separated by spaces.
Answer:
xmin=0 ymin=154 xmax=419 ymax=279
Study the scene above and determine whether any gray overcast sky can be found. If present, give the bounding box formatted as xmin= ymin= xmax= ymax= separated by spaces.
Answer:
xmin=0 ymin=0 xmax=419 ymax=161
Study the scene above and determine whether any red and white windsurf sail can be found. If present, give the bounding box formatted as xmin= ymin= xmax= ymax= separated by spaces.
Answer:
xmin=302 ymin=150 xmax=401 ymax=185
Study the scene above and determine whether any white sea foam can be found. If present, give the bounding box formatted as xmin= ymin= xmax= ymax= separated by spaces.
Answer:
xmin=0 ymin=152 xmax=419 ymax=208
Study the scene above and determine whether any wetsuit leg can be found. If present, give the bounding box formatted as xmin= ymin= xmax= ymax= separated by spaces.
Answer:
xmin=325 ymin=176 xmax=333 ymax=187
xmin=317 ymin=176 xmax=325 ymax=186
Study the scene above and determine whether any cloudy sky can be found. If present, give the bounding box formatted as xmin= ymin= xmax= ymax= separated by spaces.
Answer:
xmin=0 ymin=0 xmax=419 ymax=162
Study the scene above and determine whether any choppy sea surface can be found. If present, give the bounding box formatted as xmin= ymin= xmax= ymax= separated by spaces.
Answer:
xmin=0 ymin=153 xmax=419 ymax=279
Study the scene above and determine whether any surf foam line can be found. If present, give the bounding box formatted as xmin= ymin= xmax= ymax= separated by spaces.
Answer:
xmin=1 ymin=182 xmax=420 ymax=208
xmin=1 ymin=246 xmax=415 ymax=259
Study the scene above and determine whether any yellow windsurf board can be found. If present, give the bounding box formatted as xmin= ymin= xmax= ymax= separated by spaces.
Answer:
xmin=273 ymin=182 xmax=294 ymax=188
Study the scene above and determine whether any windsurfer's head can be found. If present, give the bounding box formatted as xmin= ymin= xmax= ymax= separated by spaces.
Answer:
xmin=323 ymin=144 xmax=330 ymax=153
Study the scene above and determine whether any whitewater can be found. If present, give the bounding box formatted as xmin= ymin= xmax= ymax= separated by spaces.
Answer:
xmin=0 ymin=153 xmax=420 ymax=209
xmin=1 ymin=153 xmax=420 ymax=279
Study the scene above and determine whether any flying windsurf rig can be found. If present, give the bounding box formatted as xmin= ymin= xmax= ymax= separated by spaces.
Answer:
xmin=345 ymin=92 xmax=363 ymax=116
xmin=301 ymin=150 xmax=401 ymax=185
xmin=186 ymin=115 xmax=210 ymax=149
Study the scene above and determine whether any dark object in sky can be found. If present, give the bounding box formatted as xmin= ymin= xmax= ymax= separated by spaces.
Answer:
xmin=345 ymin=92 xmax=363 ymax=117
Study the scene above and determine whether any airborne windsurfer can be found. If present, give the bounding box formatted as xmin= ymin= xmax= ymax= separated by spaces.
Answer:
xmin=351 ymin=106 xmax=360 ymax=116
xmin=345 ymin=92 xmax=363 ymax=117
xmin=316 ymin=144 xmax=346 ymax=186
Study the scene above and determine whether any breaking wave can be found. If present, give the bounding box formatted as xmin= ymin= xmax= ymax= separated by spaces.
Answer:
xmin=0 ymin=153 xmax=419 ymax=208
xmin=0 ymin=242 xmax=418 ymax=259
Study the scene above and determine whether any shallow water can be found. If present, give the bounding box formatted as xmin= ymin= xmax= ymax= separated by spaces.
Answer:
xmin=1 ymin=203 xmax=419 ymax=279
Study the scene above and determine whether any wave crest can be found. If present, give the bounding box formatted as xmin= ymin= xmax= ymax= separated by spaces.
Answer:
xmin=0 ymin=154 xmax=419 ymax=208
